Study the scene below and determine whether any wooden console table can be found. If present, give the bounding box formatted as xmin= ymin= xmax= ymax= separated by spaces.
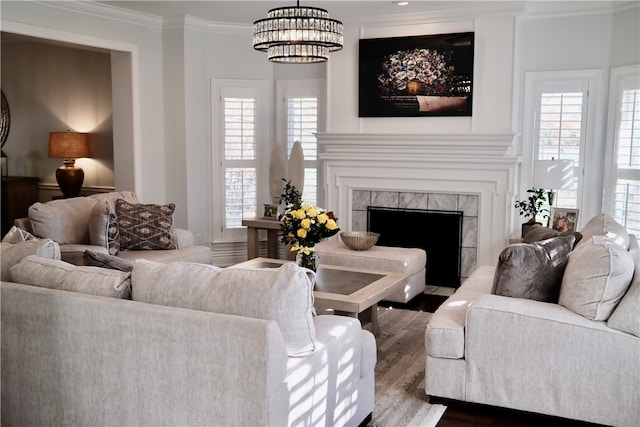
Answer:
xmin=242 ymin=218 xmax=281 ymax=259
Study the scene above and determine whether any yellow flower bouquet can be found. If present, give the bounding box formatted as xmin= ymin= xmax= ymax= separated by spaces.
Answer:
xmin=279 ymin=204 xmax=340 ymax=271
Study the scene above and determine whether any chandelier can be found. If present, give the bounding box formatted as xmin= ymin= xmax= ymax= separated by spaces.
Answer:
xmin=252 ymin=1 xmax=344 ymax=64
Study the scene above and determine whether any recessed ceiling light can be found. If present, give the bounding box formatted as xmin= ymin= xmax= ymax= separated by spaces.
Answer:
xmin=394 ymin=1 xmax=409 ymax=5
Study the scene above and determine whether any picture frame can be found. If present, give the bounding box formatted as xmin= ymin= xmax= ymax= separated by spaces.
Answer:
xmin=359 ymin=32 xmax=474 ymax=117
xmin=551 ymin=207 xmax=580 ymax=233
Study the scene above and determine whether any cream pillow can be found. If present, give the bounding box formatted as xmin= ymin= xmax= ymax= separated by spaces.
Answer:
xmin=607 ymin=236 xmax=639 ymax=336
xmin=88 ymin=200 xmax=120 ymax=255
xmin=132 ymin=260 xmax=317 ymax=356
xmin=2 ymin=225 xmax=38 ymax=243
xmin=9 ymin=255 xmax=131 ymax=299
xmin=559 ymin=236 xmax=634 ymax=321
xmin=578 ymin=213 xmax=630 ymax=250
xmin=1 ymin=239 xmax=61 ymax=281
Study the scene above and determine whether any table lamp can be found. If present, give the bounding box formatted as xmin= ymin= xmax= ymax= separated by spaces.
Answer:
xmin=49 ymin=131 xmax=90 ymax=198
xmin=533 ymin=158 xmax=574 ymax=207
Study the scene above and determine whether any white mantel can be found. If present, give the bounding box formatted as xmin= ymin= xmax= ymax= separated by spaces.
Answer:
xmin=317 ymin=133 xmax=521 ymax=266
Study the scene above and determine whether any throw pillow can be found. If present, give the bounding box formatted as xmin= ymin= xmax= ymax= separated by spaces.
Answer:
xmin=116 ymin=199 xmax=177 ymax=250
xmin=1 ymin=225 xmax=38 ymax=244
xmin=492 ymin=234 xmax=576 ymax=302
xmin=10 ymin=255 xmax=131 ymax=299
xmin=84 ymin=249 xmax=133 ymax=272
xmin=559 ymin=235 xmax=634 ymax=321
xmin=28 ymin=197 xmax=97 ymax=244
xmin=578 ymin=213 xmax=630 ymax=250
xmin=132 ymin=260 xmax=317 ymax=357
xmin=0 ymin=239 xmax=61 ymax=281
xmin=523 ymin=224 xmax=583 ymax=246
xmin=88 ymin=200 xmax=120 ymax=255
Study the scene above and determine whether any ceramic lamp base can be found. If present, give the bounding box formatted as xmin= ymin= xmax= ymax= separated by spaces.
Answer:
xmin=56 ymin=160 xmax=84 ymax=198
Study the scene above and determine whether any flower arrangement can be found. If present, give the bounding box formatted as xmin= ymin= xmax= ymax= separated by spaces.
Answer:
xmin=377 ymin=48 xmax=455 ymax=96
xmin=279 ymin=205 xmax=340 ymax=270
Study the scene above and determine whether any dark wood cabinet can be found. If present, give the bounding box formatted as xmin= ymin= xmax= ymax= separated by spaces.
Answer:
xmin=1 ymin=176 xmax=40 ymax=237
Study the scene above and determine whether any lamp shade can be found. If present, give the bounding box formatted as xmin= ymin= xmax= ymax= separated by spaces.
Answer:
xmin=49 ymin=131 xmax=90 ymax=159
xmin=533 ymin=159 xmax=574 ymax=190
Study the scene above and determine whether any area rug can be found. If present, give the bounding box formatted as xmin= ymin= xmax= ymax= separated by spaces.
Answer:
xmin=367 ymin=307 xmax=446 ymax=427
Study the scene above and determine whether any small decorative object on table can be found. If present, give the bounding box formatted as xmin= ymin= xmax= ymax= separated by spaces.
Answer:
xmin=263 ymin=204 xmax=278 ymax=220
xmin=340 ymin=231 xmax=379 ymax=251
xmin=514 ymin=187 xmax=549 ymax=238
xmin=278 ymin=181 xmax=339 ymax=272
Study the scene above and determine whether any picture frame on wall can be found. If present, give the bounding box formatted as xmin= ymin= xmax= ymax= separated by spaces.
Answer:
xmin=358 ymin=32 xmax=474 ymax=118
xmin=551 ymin=207 xmax=580 ymax=232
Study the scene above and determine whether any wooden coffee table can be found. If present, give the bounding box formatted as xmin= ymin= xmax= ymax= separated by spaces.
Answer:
xmin=231 ymin=257 xmax=409 ymax=334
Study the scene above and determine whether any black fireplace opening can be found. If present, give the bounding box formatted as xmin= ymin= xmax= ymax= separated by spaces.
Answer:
xmin=367 ymin=206 xmax=463 ymax=288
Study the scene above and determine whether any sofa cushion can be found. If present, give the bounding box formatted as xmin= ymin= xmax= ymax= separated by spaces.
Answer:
xmin=84 ymin=249 xmax=133 ymax=272
xmin=116 ymin=200 xmax=177 ymax=250
xmin=578 ymin=213 xmax=630 ymax=250
xmin=2 ymin=225 xmax=38 ymax=243
xmin=132 ymin=260 xmax=317 ymax=356
xmin=9 ymin=255 xmax=131 ymax=299
xmin=29 ymin=197 xmax=97 ymax=244
xmin=559 ymin=235 xmax=634 ymax=321
xmin=492 ymin=235 xmax=576 ymax=302
xmin=0 ymin=240 xmax=61 ymax=281
xmin=88 ymin=200 xmax=120 ymax=255
xmin=607 ymin=235 xmax=639 ymax=336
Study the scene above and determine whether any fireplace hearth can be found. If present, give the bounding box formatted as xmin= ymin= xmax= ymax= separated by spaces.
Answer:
xmin=368 ymin=207 xmax=463 ymax=288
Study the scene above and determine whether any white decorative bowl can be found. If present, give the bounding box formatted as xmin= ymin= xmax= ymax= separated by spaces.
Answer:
xmin=340 ymin=231 xmax=380 ymax=251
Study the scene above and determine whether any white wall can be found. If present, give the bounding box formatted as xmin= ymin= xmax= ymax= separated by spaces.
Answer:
xmin=326 ymin=16 xmax=515 ymax=134
xmin=1 ymin=39 xmax=114 ymax=192
xmin=2 ymin=1 xmax=167 ymax=204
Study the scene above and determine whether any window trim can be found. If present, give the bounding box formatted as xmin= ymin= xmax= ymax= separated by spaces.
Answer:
xmin=603 ymin=64 xmax=640 ymax=231
xmin=211 ymin=79 xmax=272 ymax=243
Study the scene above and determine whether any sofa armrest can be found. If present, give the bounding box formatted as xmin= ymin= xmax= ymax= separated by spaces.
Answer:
xmin=171 ymin=228 xmax=194 ymax=248
xmin=464 ymin=294 xmax=639 ymax=425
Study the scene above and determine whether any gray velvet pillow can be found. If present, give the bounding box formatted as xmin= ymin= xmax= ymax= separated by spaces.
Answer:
xmin=84 ymin=250 xmax=133 ymax=272
xmin=492 ymin=234 xmax=576 ymax=302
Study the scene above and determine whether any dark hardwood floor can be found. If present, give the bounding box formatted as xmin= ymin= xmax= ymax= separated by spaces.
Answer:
xmin=379 ymin=292 xmax=608 ymax=427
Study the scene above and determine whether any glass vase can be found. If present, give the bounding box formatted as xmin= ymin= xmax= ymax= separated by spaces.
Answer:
xmin=296 ymin=250 xmax=319 ymax=272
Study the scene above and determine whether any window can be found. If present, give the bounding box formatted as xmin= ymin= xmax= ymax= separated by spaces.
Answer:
xmin=536 ymin=91 xmax=585 ymax=208
xmin=605 ymin=67 xmax=640 ymax=238
xmin=523 ymin=70 xmax=600 ymax=227
xmin=212 ymin=80 xmax=270 ymax=242
xmin=287 ymin=97 xmax=318 ymax=206
xmin=223 ymin=97 xmax=257 ymax=229
xmin=277 ymin=80 xmax=325 ymax=207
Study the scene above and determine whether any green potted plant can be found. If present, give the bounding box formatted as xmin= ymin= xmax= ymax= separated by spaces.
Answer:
xmin=514 ymin=187 xmax=549 ymax=237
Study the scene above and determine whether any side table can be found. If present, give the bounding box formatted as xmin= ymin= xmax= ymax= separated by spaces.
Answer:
xmin=241 ymin=217 xmax=293 ymax=260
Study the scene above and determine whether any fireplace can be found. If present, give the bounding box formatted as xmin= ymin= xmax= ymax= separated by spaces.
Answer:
xmin=317 ymin=132 xmax=521 ymax=274
xmin=368 ymin=207 xmax=463 ymax=288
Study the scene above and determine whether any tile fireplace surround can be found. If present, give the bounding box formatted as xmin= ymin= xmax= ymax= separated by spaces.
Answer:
xmin=317 ymin=133 xmax=521 ymax=276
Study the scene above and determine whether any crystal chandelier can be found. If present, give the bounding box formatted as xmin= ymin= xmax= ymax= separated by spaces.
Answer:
xmin=252 ymin=1 xmax=344 ymax=64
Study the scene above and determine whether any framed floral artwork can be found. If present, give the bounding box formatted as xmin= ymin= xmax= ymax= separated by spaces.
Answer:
xmin=359 ymin=32 xmax=474 ymax=117
xmin=551 ymin=207 xmax=579 ymax=233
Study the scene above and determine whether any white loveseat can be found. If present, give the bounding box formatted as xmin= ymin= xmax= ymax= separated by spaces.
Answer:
xmin=13 ymin=191 xmax=212 ymax=265
xmin=1 ymin=255 xmax=376 ymax=426
xmin=425 ymin=214 xmax=639 ymax=426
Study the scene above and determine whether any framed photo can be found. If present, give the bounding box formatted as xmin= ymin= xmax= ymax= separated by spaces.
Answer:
xmin=551 ymin=208 xmax=579 ymax=233
xmin=359 ymin=32 xmax=474 ymax=117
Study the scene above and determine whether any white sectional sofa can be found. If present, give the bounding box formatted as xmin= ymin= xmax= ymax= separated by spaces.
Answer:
xmin=1 ymin=252 xmax=376 ymax=426
xmin=425 ymin=214 xmax=639 ymax=426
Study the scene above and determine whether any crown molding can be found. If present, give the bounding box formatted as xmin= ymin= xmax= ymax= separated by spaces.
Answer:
xmin=346 ymin=2 xmax=527 ymax=26
xmin=37 ymin=0 xmax=162 ymax=28
xmin=180 ymin=16 xmax=251 ymax=35
xmin=520 ymin=1 xmax=632 ymax=20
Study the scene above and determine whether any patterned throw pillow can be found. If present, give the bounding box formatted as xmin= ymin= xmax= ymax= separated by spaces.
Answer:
xmin=115 ymin=199 xmax=177 ymax=250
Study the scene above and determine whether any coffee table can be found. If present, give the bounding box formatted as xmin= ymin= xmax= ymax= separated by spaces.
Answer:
xmin=231 ymin=257 xmax=409 ymax=334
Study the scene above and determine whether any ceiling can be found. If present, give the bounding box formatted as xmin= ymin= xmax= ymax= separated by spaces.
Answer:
xmin=97 ymin=1 xmax=517 ymax=24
